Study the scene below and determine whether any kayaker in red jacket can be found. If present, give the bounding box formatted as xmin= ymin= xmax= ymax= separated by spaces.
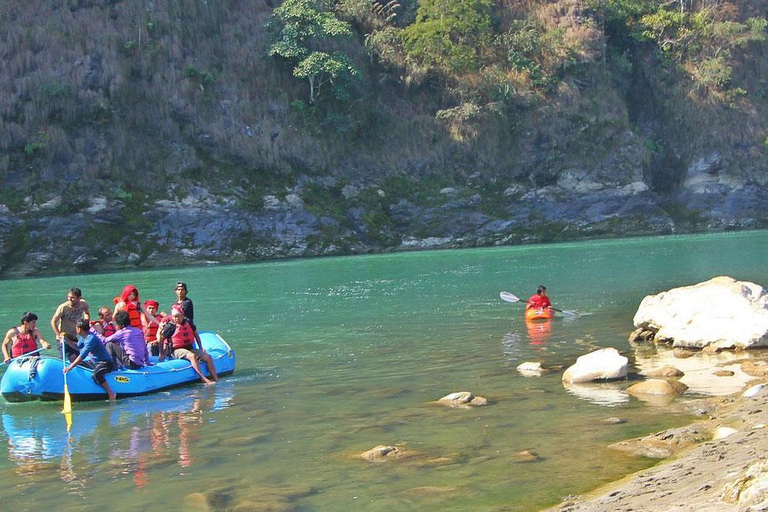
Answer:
xmin=526 ymin=285 xmax=552 ymax=310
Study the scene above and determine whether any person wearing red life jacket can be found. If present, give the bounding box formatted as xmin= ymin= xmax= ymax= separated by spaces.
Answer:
xmin=2 ymin=312 xmax=52 ymax=363
xmin=526 ymin=285 xmax=553 ymax=311
xmin=142 ymin=300 xmax=164 ymax=356
xmin=114 ymin=285 xmax=160 ymax=331
xmin=91 ymin=306 xmax=118 ymax=337
xmin=158 ymin=306 xmax=218 ymax=384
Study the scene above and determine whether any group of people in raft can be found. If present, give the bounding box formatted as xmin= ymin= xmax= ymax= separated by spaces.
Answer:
xmin=1 ymin=281 xmax=218 ymax=402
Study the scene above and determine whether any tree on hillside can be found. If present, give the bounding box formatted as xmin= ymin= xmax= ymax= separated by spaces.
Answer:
xmin=402 ymin=0 xmax=493 ymax=75
xmin=267 ymin=0 xmax=360 ymax=105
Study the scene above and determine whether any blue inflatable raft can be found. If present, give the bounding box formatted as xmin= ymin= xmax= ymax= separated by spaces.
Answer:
xmin=1 ymin=331 xmax=236 ymax=402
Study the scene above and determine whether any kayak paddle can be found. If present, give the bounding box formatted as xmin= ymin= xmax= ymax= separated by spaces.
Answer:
xmin=499 ymin=291 xmax=578 ymax=317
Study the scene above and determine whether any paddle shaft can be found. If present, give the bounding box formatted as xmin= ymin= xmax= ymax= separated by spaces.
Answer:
xmin=499 ymin=291 xmax=575 ymax=315
xmin=517 ymin=298 xmax=565 ymax=314
xmin=0 ymin=347 xmax=45 ymax=367
xmin=61 ymin=338 xmax=72 ymax=414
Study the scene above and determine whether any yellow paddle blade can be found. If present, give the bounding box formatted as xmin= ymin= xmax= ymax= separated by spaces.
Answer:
xmin=62 ymin=383 xmax=72 ymax=414
xmin=64 ymin=411 xmax=72 ymax=432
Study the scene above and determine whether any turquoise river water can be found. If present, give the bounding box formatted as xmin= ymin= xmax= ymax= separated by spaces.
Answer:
xmin=1 ymin=230 xmax=767 ymax=511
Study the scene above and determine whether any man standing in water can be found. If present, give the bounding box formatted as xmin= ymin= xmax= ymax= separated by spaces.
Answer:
xmin=51 ymin=287 xmax=90 ymax=362
xmin=526 ymin=285 xmax=552 ymax=310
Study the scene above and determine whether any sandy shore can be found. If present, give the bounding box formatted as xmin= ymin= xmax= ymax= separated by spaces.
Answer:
xmin=544 ymin=383 xmax=768 ymax=511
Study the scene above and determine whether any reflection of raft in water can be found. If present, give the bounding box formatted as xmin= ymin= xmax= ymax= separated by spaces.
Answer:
xmin=1 ymin=332 xmax=236 ymax=403
xmin=2 ymin=383 xmax=234 ymax=464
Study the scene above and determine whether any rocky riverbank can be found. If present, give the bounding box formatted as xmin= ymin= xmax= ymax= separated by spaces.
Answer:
xmin=545 ymin=382 xmax=768 ymax=511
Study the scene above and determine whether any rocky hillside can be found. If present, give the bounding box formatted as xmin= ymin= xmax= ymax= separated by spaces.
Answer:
xmin=0 ymin=0 xmax=767 ymax=277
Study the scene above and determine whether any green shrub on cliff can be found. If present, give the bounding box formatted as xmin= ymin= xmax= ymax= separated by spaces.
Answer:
xmin=636 ymin=5 xmax=766 ymax=92
xmin=402 ymin=0 xmax=493 ymax=75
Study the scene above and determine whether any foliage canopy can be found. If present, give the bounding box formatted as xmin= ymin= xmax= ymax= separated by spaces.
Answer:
xmin=267 ymin=0 xmax=360 ymax=105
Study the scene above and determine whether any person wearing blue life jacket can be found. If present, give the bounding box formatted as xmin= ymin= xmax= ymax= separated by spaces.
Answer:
xmin=64 ymin=319 xmax=117 ymax=402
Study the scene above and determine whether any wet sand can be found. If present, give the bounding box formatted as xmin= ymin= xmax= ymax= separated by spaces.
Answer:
xmin=544 ymin=383 xmax=768 ymax=511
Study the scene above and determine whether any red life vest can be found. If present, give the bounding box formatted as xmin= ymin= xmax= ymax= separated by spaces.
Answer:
xmin=11 ymin=328 xmax=37 ymax=358
xmin=124 ymin=301 xmax=143 ymax=329
xmin=102 ymin=321 xmax=117 ymax=337
xmin=527 ymin=294 xmax=552 ymax=310
xmin=89 ymin=320 xmax=116 ymax=337
xmin=170 ymin=320 xmax=195 ymax=350
xmin=144 ymin=314 xmax=161 ymax=342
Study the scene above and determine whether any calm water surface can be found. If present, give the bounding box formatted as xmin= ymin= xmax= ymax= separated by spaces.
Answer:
xmin=1 ymin=231 xmax=767 ymax=511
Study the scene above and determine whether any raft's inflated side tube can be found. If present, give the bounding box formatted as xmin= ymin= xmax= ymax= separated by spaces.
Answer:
xmin=1 ymin=331 xmax=236 ymax=403
xmin=525 ymin=308 xmax=555 ymax=321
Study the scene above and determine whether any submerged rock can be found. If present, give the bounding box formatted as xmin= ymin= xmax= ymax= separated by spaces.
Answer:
xmin=360 ymin=445 xmax=415 ymax=462
xmin=437 ymin=391 xmax=489 ymax=408
xmin=633 ymin=276 xmax=768 ymax=349
xmin=562 ymin=348 xmax=628 ymax=384
xmin=514 ymin=450 xmax=543 ymax=463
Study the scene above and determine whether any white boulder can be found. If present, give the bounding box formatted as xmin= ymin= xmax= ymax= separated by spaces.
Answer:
xmin=562 ymin=348 xmax=628 ymax=384
xmin=633 ymin=276 xmax=768 ymax=349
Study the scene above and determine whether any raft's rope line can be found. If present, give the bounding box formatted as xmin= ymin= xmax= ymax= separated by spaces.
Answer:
xmin=116 ymin=351 xmax=231 ymax=376
xmin=42 ymin=349 xmax=231 ymax=376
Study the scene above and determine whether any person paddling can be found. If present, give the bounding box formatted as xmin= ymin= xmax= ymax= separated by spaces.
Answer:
xmin=526 ymin=285 xmax=553 ymax=311
xmin=64 ymin=319 xmax=117 ymax=402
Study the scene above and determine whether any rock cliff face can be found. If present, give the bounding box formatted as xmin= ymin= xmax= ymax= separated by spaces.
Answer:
xmin=0 ymin=1 xmax=766 ymax=276
xmin=3 ymin=169 xmax=768 ymax=277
